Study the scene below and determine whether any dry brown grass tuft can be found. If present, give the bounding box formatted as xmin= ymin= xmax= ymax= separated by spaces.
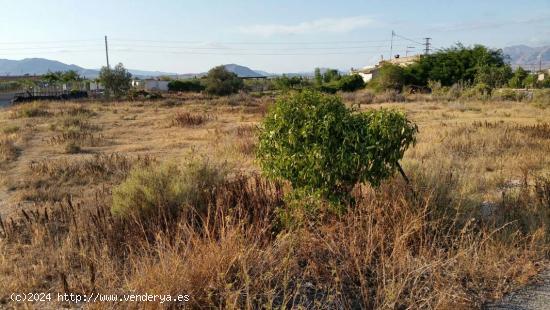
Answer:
xmin=171 ymin=111 xmax=212 ymax=127
xmin=0 ymin=136 xmax=18 ymax=163
xmin=9 ymin=102 xmax=52 ymax=118
xmin=28 ymin=153 xmax=155 ymax=185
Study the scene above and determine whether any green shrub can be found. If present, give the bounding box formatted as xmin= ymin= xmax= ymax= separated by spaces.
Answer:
xmin=337 ymin=74 xmax=365 ymax=92
xmin=316 ymin=83 xmax=339 ymax=94
xmin=257 ymin=90 xmax=417 ymax=204
xmin=368 ymin=63 xmax=406 ymax=92
xmin=111 ymin=159 xmax=228 ymax=218
xmin=461 ymin=83 xmax=492 ymax=100
xmin=204 ymin=66 xmax=244 ymax=96
xmin=99 ymin=63 xmax=132 ymax=99
xmin=168 ymin=79 xmax=205 ymax=92
xmin=272 ymin=75 xmax=312 ymax=91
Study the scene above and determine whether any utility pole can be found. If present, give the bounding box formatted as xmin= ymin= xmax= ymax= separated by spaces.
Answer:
xmin=539 ymin=55 xmax=543 ymax=72
xmin=104 ymin=35 xmax=110 ymax=69
xmin=423 ymin=37 xmax=432 ymax=55
xmin=390 ymin=30 xmax=395 ymax=60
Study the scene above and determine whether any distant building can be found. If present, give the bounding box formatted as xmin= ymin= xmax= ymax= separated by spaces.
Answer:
xmin=132 ymin=79 xmax=169 ymax=91
xmin=352 ymin=66 xmax=378 ymax=83
xmin=88 ymin=81 xmax=104 ymax=91
xmin=351 ymin=55 xmax=421 ymax=83
xmin=385 ymin=54 xmax=421 ymax=67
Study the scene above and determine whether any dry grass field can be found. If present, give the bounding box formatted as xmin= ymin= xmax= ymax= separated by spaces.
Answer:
xmin=0 ymin=92 xmax=549 ymax=308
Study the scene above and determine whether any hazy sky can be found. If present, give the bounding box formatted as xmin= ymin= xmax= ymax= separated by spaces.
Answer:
xmin=1 ymin=0 xmax=549 ymax=73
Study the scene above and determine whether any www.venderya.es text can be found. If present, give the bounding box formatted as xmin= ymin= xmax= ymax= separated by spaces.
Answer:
xmin=11 ymin=292 xmax=190 ymax=304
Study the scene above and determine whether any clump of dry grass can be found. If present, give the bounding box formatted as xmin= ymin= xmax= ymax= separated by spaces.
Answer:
xmin=171 ymin=111 xmax=212 ymax=127
xmin=9 ymin=102 xmax=51 ymax=118
xmin=28 ymin=153 xmax=155 ymax=185
xmin=51 ymin=113 xmax=100 ymax=133
xmin=14 ymin=154 xmax=156 ymax=203
xmin=47 ymin=132 xmax=106 ymax=147
xmin=64 ymin=142 xmax=82 ymax=154
xmin=234 ymin=124 xmax=257 ymax=137
xmin=0 ymin=136 xmax=18 ymax=163
xmin=237 ymin=138 xmax=257 ymax=155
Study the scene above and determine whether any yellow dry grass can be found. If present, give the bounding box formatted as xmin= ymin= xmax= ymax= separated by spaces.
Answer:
xmin=0 ymin=93 xmax=549 ymax=308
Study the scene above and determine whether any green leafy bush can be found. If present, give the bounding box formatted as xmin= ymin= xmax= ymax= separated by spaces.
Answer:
xmin=272 ymin=75 xmax=311 ymax=91
xmin=337 ymin=74 xmax=365 ymax=92
xmin=112 ymin=159 xmax=228 ymax=218
xmin=167 ymin=79 xmax=205 ymax=92
xmin=99 ymin=63 xmax=132 ymax=99
xmin=204 ymin=66 xmax=244 ymax=96
xmin=257 ymin=90 xmax=417 ymax=204
xmin=461 ymin=83 xmax=492 ymax=100
xmin=369 ymin=63 xmax=406 ymax=92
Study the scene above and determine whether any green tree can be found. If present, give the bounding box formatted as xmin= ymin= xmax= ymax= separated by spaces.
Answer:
xmin=323 ymin=69 xmax=341 ymax=83
xmin=523 ymin=74 xmax=537 ymax=89
xmin=370 ymin=63 xmax=406 ymax=92
xmin=204 ymin=66 xmax=244 ymax=96
xmin=404 ymin=44 xmax=510 ymax=87
xmin=167 ymin=79 xmax=205 ymax=92
xmin=314 ymin=68 xmax=323 ymax=86
xmin=338 ymin=74 xmax=365 ymax=92
xmin=61 ymin=70 xmax=82 ymax=83
xmin=508 ymin=67 xmax=528 ymax=88
xmin=43 ymin=71 xmax=61 ymax=85
xmin=99 ymin=63 xmax=132 ymax=99
xmin=273 ymin=75 xmax=311 ymax=91
xmin=257 ymin=90 xmax=417 ymax=203
xmin=474 ymin=65 xmax=512 ymax=88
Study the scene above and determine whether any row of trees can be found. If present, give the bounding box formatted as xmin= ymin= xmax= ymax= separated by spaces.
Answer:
xmin=370 ymin=44 xmax=549 ymax=92
xmin=271 ymin=69 xmax=364 ymax=93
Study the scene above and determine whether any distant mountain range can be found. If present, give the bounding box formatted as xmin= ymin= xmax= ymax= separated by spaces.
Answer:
xmin=0 ymin=58 xmax=177 ymax=79
xmin=0 ymin=58 xmax=276 ymax=79
xmin=0 ymin=58 xmax=333 ymax=80
xmin=502 ymin=45 xmax=550 ymax=69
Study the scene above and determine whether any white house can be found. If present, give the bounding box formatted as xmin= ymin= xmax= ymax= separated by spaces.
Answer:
xmin=88 ymin=81 xmax=104 ymax=91
xmin=352 ymin=55 xmax=421 ymax=83
xmin=132 ymin=79 xmax=169 ymax=91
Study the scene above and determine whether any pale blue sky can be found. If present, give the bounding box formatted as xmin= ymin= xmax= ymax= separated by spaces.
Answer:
xmin=1 ymin=0 xmax=549 ymax=73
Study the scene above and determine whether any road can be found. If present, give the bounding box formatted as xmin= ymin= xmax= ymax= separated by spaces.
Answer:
xmin=484 ymin=269 xmax=550 ymax=309
xmin=0 ymin=92 xmax=15 ymax=108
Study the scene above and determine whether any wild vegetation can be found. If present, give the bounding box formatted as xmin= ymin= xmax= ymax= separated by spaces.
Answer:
xmin=0 ymin=86 xmax=549 ymax=308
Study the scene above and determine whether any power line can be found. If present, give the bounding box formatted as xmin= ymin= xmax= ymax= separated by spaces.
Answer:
xmin=0 ymin=39 xmax=102 ymax=45
xmin=392 ymin=33 xmax=424 ymax=46
xmin=108 ymin=49 xmax=397 ymax=56
xmin=111 ymin=38 xmax=422 ymax=45
xmin=108 ymin=43 xmax=411 ymax=51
